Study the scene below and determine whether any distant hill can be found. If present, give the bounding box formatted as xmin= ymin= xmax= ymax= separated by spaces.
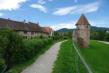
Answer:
xmin=91 ymin=26 xmax=109 ymax=30
xmin=57 ymin=28 xmax=73 ymax=32
xmin=57 ymin=26 xmax=109 ymax=32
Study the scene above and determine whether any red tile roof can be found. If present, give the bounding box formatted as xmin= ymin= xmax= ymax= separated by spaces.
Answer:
xmin=76 ymin=14 xmax=90 ymax=25
xmin=41 ymin=27 xmax=53 ymax=34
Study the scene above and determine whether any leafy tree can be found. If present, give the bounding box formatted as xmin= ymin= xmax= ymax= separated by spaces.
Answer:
xmin=90 ymin=30 xmax=109 ymax=41
xmin=0 ymin=28 xmax=24 ymax=68
xmin=104 ymin=33 xmax=109 ymax=41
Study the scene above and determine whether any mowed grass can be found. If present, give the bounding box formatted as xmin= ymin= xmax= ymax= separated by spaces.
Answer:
xmin=52 ymin=40 xmax=77 ymax=73
xmin=53 ymin=40 xmax=109 ymax=73
xmin=76 ymin=40 xmax=109 ymax=73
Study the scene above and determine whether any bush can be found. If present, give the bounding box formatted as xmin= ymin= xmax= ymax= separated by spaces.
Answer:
xmin=0 ymin=58 xmax=5 ymax=72
xmin=23 ymin=38 xmax=53 ymax=60
xmin=90 ymin=30 xmax=109 ymax=41
xmin=104 ymin=33 xmax=109 ymax=41
xmin=0 ymin=29 xmax=24 ymax=69
xmin=0 ymin=29 xmax=53 ymax=72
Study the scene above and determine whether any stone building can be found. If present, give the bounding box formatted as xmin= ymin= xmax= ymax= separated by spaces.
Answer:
xmin=0 ymin=18 xmax=53 ymax=39
xmin=41 ymin=27 xmax=54 ymax=37
xmin=76 ymin=14 xmax=90 ymax=48
xmin=72 ymin=29 xmax=77 ymax=41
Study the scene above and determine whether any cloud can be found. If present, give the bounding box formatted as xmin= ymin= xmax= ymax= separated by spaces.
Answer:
xmin=30 ymin=4 xmax=47 ymax=13
xmin=0 ymin=13 xmax=3 ymax=16
xmin=37 ymin=0 xmax=53 ymax=4
xmin=53 ymin=6 xmax=77 ymax=16
xmin=50 ymin=22 xmax=76 ymax=30
xmin=53 ymin=2 xmax=100 ymax=15
xmin=37 ymin=0 xmax=46 ymax=4
xmin=0 ymin=0 xmax=26 ymax=11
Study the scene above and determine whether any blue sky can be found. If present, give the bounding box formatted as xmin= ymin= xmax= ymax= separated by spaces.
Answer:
xmin=0 ymin=0 xmax=109 ymax=30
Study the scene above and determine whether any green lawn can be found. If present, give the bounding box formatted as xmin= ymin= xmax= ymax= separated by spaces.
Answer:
xmin=76 ymin=40 xmax=109 ymax=73
xmin=52 ymin=40 xmax=77 ymax=73
xmin=53 ymin=40 xmax=109 ymax=73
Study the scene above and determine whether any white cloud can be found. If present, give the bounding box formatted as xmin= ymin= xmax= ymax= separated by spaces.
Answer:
xmin=0 ymin=0 xmax=26 ymax=10
xmin=50 ymin=22 xmax=76 ymax=30
xmin=37 ymin=0 xmax=46 ymax=4
xmin=53 ymin=2 xmax=100 ymax=15
xmin=37 ymin=0 xmax=53 ymax=4
xmin=30 ymin=4 xmax=47 ymax=13
xmin=0 ymin=13 xmax=3 ymax=16
xmin=53 ymin=6 xmax=77 ymax=15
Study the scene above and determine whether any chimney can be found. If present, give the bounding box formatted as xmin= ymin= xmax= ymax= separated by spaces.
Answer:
xmin=23 ymin=19 xmax=26 ymax=24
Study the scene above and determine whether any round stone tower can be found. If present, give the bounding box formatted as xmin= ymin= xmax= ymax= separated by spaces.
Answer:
xmin=76 ymin=14 xmax=90 ymax=48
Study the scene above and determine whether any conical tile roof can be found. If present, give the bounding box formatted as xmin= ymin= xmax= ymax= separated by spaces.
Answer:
xmin=76 ymin=14 xmax=90 ymax=25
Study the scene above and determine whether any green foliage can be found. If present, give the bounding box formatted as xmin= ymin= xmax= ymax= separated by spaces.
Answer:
xmin=90 ymin=30 xmax=109 ymax=41
xmin=53 ymin=31 xmax=72 ymax=40
xmin=52 ymin=40 xmax=76 ymax=73
xmin=0 ymin=29 xmax=53 ymax=72
xmin=63 ymin=31 xmax=72 ymax=39
xmin=0 ymin=57 xmax=5 ymax=72
xmin=7 ymin=39 xmax=55 ymax=73
xmin=23 ymin=38 xmax=53 ymax=60
xmin=104 ymin=33 xmax=109 ymax=41
xmin=53 ymin=31 xmax=63 ymax=40
xmin=0 ymin=29 xmax=24 ymax=68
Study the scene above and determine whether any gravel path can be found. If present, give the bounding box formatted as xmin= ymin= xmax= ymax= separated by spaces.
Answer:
xmin=21 ymin=42 xmax=62 ymax=73
xmin=99 ymin=41 xmax=109 ymax=45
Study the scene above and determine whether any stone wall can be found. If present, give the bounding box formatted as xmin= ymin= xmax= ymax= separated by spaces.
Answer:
xmin=77 ymin=24 xmax=90 ymax=48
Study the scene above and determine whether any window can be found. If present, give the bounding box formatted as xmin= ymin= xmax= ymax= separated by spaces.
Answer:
xmin=24 ymin=31 xmax=27 ymax=34
xmin=31 ymin=32 xmax=34 ymax=35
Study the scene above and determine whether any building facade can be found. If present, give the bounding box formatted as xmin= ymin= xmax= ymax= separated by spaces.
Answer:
xmin=0 ymin=18 xmax=53 ymax=39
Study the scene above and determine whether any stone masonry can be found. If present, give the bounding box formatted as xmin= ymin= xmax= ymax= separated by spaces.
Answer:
xmin=76 ymin=14 xmax=90 ymax=48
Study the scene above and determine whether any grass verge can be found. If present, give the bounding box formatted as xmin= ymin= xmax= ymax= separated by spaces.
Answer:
xmin=75 ymin=40 xmax=109 ymax=73
xmin=7 ymin=41 xmax=57 ymax=73
xmin=52 ymin=40 xmax=77 ymax=73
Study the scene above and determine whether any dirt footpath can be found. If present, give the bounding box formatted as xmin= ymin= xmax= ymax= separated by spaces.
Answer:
xmin=21 ymin=42 xmax=62 ymax=73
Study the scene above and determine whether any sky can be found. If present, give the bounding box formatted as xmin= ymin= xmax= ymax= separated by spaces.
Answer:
xmin=0 ymin=0 xmax=109 ymax=30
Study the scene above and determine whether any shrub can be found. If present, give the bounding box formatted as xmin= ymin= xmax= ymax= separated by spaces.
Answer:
xmin=0 ymin=29 xmax=53 ymax=72
xmin=0 ymin=58 xmax=5 ymax=72
xmin=0 ymin=48 xmax=6 ymax=72
xmin=23 ymin=38 xmax=53 ymax=60
xmin=0 ymin=29 xmax=24 ymax=68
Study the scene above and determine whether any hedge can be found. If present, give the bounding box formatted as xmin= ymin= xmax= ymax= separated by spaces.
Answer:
xmin=0 ymin=29 xmax=53 ymax=72
xmin=23 ymin=38 xmax=53 ymax=61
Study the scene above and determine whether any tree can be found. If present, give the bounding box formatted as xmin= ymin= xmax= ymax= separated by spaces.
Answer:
xmin=0 ymin=28 xmax=24 ymax=69
xmin=104 ymin=33 xmax=109 ymax=41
